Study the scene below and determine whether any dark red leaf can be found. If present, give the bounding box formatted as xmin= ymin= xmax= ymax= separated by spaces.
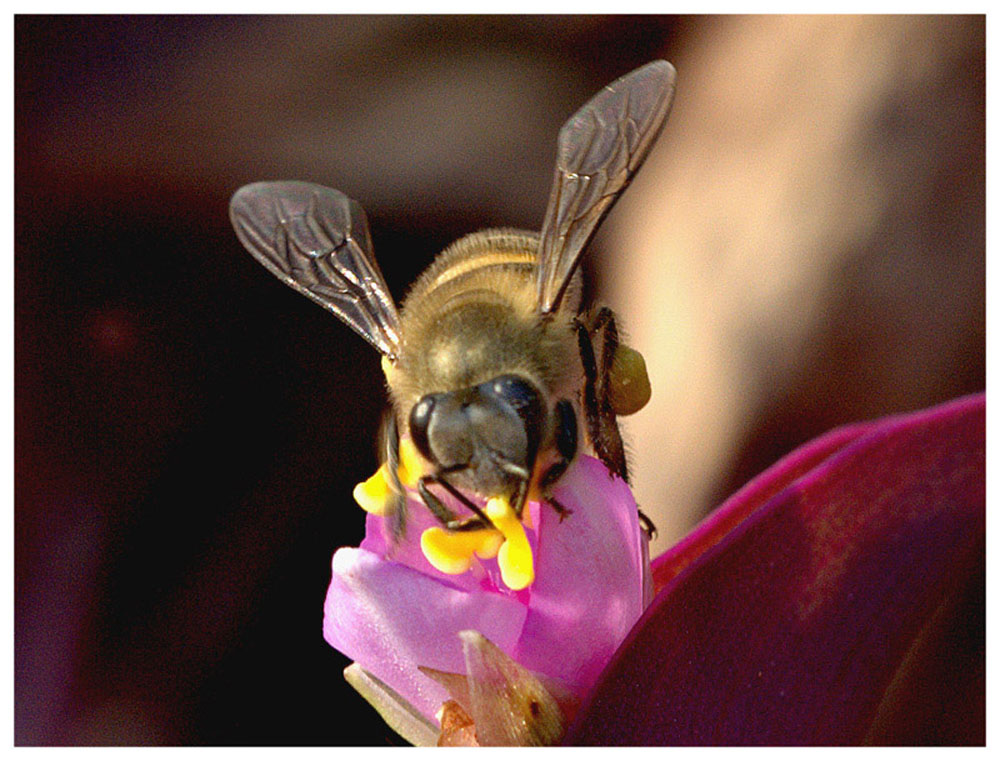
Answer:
xmin=566 ymin=394 xmax=984 ymax=745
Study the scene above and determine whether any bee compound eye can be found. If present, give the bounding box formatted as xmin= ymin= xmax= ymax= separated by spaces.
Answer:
xmin=483 ymin=375 xmax=544 ymax=441
xmin=409 ymin=395 xmax=435 ymax=460
xmin=488 ymin=375 xmax=540 ymax=411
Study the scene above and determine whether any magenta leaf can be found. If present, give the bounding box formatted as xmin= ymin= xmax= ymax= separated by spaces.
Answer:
xmin=566 ymin=394 xmax=984 ymax=745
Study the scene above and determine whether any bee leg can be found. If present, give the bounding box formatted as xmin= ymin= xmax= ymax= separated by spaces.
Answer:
xmin=420 ymin=472 xmax=496 ymax=532
xmin=577 ymin=312 xmax=657 ymax=539
xmin=508 ymin=478 xmax=531 ymax=521
xmin=575 ymin=314 xmax=628 ymax=482
xmin=588 ymin=307 xmax=618 ymax=403
xmin=380 ymin=412 xmax=409 ymax=540
xmin=538 ymin=463 xmax=572 ymax=521
xmin=536 ymin=399 xmax=578 ymax=521
xmin=417 ymin=475 xmax=459 ymax=526
xmin=638 ymin=509 xmax=657 ymax=540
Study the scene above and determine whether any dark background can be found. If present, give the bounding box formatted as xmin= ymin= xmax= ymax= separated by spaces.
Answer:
xmin=16 ymin=16 xmax=983 ymax=745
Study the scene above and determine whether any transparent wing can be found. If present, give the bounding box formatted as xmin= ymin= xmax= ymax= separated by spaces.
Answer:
xmin=229 ymin=181 xmax=402 ymax=359
xmin=536 ymin=60 xmax=676 ymax=314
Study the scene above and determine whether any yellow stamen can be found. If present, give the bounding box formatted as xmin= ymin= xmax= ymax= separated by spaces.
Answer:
xmin=421 ymin=527 xmax=504 ymax=575
xmin=472 ymin=530 xmax=504 ymax=560
xmin=487 ymin=497 xmax=535 ymax=590
xmin=353 ymin=436 xmax=424 ymax=514
xmin=380 ymin=355 xmax=396 ymax=384
xmin=418 ymin=497 xmax=535 ymax=589
xmin=397 ymin=437 xmax=422 ymax=488
xmin=353 ymin=464 xmax=394 ymax=515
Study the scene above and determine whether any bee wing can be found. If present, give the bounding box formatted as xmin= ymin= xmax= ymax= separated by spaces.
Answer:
xmin=536 ymin=60 xmax=676 ymax=314
xmin=229 ymin=181 xmax=402 ymax=359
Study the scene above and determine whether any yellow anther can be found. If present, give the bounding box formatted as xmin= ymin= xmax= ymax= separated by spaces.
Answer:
xmin=418 ymin=498 xmax=535 ymax=589
xmin=352 ymin=437 xmax=424 ymax=515
xmin=353 ymin=464 xmax=394 ymax=515
xmin=474 ymin=531 xmax=504 ymax=560
xmin=397 ymin=437 xmax=422 ymax=488
xmin=486 ymin=497 xmax=535 ymax=590
xmin=421 ymin=526 xmax=504 ymax=575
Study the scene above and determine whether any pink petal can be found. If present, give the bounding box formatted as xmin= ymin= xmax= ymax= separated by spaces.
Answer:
xmin=513 ymin=456 xmax=648 ymax=695
xmin=329 ymin=455 xmax=649 ymax=723
xmin=566 ymin=394 xmax=984 ymax=745
xmin=323 ymin=547 xmax=528 ymax=721
xmin=360 ymin=499 xmax=469 ymax=589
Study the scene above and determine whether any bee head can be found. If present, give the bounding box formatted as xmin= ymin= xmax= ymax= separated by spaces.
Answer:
xmin=409 ymin=375 xmax=545 ymax=496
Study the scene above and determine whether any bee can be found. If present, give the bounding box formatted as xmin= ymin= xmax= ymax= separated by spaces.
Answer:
xmin=230 ymin=60 xmax=675 ymax=543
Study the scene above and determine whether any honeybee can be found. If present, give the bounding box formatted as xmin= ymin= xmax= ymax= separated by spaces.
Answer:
xmin=230 ymin=60 xmax=675 ymax=543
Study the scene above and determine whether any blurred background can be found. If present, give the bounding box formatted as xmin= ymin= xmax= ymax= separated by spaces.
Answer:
xmin=15 ymin=15 xmax=984 ymax=745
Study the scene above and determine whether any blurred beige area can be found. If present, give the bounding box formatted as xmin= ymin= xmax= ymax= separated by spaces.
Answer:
xmin=602 ymin=16 xmax=984 ymax=552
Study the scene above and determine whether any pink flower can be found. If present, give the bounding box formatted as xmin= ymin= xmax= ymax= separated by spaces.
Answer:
xmin=323 ymin=455 xmax=649 ymax=739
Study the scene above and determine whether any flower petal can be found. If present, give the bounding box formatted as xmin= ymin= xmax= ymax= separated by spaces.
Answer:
xmin=360 ymin=497 xmax=486 ymax=592
xmin=513 ymin=456 xmax=649 ymax=695
xmin=566 ymin=394 xmax=984 ymax=745
xmin=323 ymin=547 xmax=528 ymax=721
